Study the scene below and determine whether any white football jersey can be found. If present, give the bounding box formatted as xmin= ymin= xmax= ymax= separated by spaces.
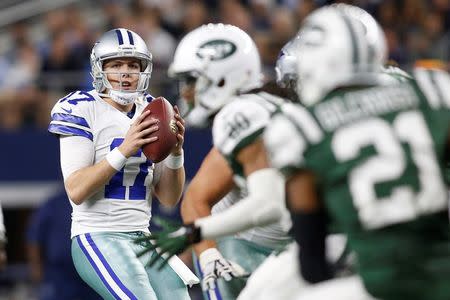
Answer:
xmin=212 ymin=92 xmax=292 ymax=249
xmin=49 ymin=90 xmax=161 ymax=238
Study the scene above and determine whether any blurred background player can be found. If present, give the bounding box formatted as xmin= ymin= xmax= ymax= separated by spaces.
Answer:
xmin=26 ymin=187 xmax=98 ymax=300
xmin=47 ymin=28 xmax=196 ymax=299
xmin=137 ymin=23 xmax=292 ymax=300
xmin=264 ymin=5 xmax=450 ymax=300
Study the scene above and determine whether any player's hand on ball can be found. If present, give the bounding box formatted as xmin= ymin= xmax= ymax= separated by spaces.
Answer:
xmin=119 ymin=110 xmax=159 ymax=158
xmin=171 ymin=105 xmax=185 ymax=156
xmin=134 ymin=217 xmax=201 ymax=269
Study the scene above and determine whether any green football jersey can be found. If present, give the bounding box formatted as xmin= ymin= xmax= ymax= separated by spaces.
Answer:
xmin=264 ymin=68 xmax=450 ymax=300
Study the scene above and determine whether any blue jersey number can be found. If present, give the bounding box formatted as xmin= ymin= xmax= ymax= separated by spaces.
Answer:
xmin=59 ymin=91 xmax=95 ymax=105
xmin=105 ymin=138 xmax=153 ymax=200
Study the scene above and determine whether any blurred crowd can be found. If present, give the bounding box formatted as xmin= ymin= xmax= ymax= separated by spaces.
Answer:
xmin=0 ymin=0 xmax=450 ymax=131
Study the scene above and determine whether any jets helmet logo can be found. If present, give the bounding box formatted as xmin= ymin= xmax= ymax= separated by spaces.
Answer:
xmin=196 ymin=40 xmax=237 ymax=61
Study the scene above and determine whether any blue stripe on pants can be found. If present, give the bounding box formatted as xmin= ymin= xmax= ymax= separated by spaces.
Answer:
xmin=77 ymin=234 xmax=138 ymax=299
xmin=77 ymin=235 xmax=121 ymax=300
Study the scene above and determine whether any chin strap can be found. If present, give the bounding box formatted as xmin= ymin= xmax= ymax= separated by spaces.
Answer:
xmin=108 ymin=90 xmax=140 ymax=105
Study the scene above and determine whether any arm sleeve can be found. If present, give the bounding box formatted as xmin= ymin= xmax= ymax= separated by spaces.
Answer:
xmin=60 ymin=135 xmax=94 ymax=180
xmin=194 ymin=168 xmax=287 ymax=239
xmin=290 ymin=210 xmax=333 ymax=283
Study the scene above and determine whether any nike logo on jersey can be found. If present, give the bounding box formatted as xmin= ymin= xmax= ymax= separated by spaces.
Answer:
xmin=62 ymin=107 xmax=73 ymax=114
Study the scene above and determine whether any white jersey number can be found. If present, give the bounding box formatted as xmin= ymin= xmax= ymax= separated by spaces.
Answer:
xmin=332 ymin=111 xmax=446 ymax=229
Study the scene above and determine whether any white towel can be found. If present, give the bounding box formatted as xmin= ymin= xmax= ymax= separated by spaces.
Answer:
xmin=146 ymin=232 xmax=200 ymax=286
xmin=168 ymin=255 xmax=200 ymax=287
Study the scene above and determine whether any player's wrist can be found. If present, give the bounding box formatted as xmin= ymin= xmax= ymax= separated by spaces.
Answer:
xmin=164 ymin=150 xmax=184 ymax=169
xmin=106 ymin=148 xmax=127 ymax=171
xmin=170 ymin=146 xmax=183 ymax=156
xmin=185 ymin=223 xmax=202 ymax=244
xmin=117 ymin=144 xmax=134 ymax=158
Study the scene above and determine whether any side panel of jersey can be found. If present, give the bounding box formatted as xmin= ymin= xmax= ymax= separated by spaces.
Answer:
xmin=49 ymin=91 xmax=157 ymax=237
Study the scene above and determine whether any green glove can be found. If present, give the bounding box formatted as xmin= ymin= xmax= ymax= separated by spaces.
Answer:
xmin=134 ymin=217 xmax=202 ymax=269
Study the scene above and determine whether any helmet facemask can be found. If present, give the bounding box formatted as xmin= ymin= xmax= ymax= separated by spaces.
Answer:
xmin=275 ymin=36 xmax=302 ymax=102
xmin=172 ymin=70 xmax=221 ymax=128
xmin=94 ymin=56 xmax=152 ymax=105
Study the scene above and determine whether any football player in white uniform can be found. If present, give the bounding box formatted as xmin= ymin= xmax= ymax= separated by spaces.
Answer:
xmin=136 ymin=24 xmax=292 ymax=300
xmin=48 ymin=28 xmax=197 ymax=300
xmin=234 ymin=36 xmax=305 ymax=300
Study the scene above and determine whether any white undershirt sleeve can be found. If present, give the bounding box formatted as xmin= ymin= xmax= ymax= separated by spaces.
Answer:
xmin=195 ymin=168 xmax=288 ymax=239
xmin=60 ymin=136 xmax=95 ymax=181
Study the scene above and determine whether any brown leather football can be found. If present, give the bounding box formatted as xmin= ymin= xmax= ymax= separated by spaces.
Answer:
xmin=141 ymin=97 xmax=178 ymax=162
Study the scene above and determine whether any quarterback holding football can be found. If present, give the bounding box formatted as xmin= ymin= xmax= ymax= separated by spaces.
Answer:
xmin=48 ymin=28 xmax=197 ymax=300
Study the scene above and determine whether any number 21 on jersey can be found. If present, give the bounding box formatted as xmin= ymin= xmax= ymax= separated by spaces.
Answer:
xmin=332 ymin=111 xmax=447 ymax=229
xmin=105 ymin=138 xmax=153 ymax=200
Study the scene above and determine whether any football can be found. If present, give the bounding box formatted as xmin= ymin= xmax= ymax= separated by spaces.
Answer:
xmin=141 ymin=97 xmax=178 ymax=162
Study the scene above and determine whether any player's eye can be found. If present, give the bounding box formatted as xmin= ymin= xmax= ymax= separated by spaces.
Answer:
xmin=129 ymin=63 xmax=140 ymax=69
xmin=183 ymin=75 xmax=197 ymax=85
xmin=188 ymin=76 xmax=197 ymax=84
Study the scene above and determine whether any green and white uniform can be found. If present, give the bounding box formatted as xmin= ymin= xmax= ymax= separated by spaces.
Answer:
xmin=265 ymin=69 xmax=450 ymax=300
xmin=195 ymin=92 xmax=292 ymax=300
xmin=212 ymin=91 xmax=292 ymax=251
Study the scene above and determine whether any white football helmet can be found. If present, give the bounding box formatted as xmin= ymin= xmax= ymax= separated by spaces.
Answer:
xmin=295 ymin=6 xmax=387 ymax=106
xmin=168 ymin=23 xmax=263 ymax=127
xmin=90 ymin=28 xmax=152 ymax=105
xmin=333 ymin=4 xmax=387 ymax=65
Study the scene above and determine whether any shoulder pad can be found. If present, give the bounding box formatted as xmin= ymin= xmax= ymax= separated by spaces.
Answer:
xmin=264 ymin=112 xmax=307 ymax=176
xmin=382 ymin=66 xmax=413 ymax=83
xmin=213 ymin=98 xmax=272 ymax=157
xmin=413 ymin=68 xmax=450 ymax=110
xmin=48 ymin=91 xmax=95 ymax=141
xmin=282 ymin=103 xmax=323 ymax=144
xmin=144 ymin=93 xmax=154 ymax=103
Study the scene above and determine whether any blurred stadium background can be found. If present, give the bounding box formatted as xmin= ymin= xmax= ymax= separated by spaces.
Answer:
xmin=0 ymin=0 xmax=449 ymax=299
